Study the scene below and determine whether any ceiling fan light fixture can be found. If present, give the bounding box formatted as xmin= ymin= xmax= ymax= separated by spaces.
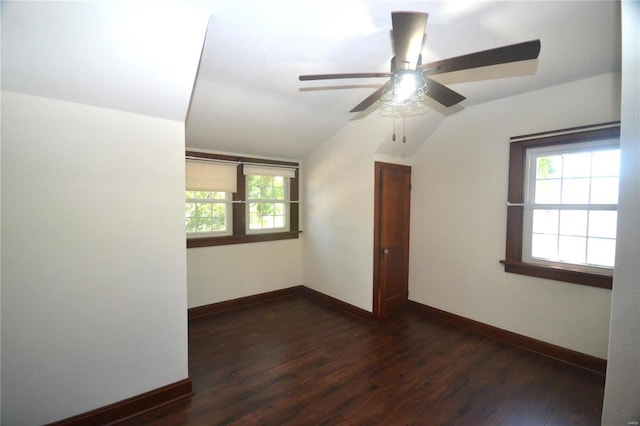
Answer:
xmin=381 ymin=71 xmax=427 ymax=107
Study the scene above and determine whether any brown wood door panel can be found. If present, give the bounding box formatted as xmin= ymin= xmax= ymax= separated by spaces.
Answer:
xmin=373 ymin=162 xmax=411 ymax=319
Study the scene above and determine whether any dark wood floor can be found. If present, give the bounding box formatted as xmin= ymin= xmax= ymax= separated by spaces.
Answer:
xmin=119 ymin=295 xmax=604 ymax=425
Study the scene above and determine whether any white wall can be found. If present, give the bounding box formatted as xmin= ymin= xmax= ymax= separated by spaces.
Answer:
xmin=187 ymin=239 xmax=302 ymax=308
xmin=409 ymin=72 xmax=621 ymax=359
xmin=302 ymin=113 xmax=407 ymax=311
xmin=0 ymin=33 xmax=3 ymax=422
xmin=1 ymin=92 xmax=189 ymax=424
xmin=602 ymin=1 xmax=640 ymax=422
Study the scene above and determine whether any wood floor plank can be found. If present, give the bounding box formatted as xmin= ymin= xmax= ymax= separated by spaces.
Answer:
xmin=118 ymin=295 xmax=604 ymax=425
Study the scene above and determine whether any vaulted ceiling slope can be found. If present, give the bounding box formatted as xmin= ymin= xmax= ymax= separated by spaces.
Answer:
xmin=1 ymin=1 xmax=211 ymax=121
xmin=2 ymin=1 xmax=621 ymax=160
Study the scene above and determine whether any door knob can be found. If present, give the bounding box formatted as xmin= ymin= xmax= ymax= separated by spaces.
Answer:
xmin=383 ymin=248 xmax=390 ymax=255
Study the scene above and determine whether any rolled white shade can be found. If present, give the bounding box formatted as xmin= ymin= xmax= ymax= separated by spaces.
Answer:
xmin=186 ymin=160 xmax=238 ymax=192
xmin=243 ymin=165 xmax=296 ymax=178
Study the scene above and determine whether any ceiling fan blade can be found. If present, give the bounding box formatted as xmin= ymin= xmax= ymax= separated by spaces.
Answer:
xmin=420 ymin=39 xmax=541 ymax=75
xmin=391 ymin=11 xmax=428 ymax=70
xmin=299 ymin=72 xmax=392 ymax=81
xmin=425 ymin=77 xmax=466 ymax=107
xmin=350 ymin=86 xmax=386 ymax=112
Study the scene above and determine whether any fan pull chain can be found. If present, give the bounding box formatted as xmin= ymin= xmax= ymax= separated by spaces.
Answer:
xmin=403 ymin=114 xmax=407 ymax=143
xmin=392 ymin=112 xmax=396 ymax=142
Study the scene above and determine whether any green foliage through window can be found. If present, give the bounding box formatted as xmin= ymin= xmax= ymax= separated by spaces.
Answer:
xmin=185 ymin=191 xmax=229 ymax=234
xmin=247 ymin=175 xmax=288 ymax=231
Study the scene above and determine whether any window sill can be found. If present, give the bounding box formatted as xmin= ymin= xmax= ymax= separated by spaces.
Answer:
xmin=500 ymin=260 xmax=612 ymax=290
xmin=187 ymin=231 xmax=300 ymax=248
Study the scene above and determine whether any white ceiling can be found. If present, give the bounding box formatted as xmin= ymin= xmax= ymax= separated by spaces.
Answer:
xmin=2 ymin=1 xmax=621 ymax=160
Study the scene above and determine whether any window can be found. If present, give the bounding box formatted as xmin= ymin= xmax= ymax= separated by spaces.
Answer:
xmin=186 ymin=191 xmax=232 ymax=235
xmin=502 ymin=123 xmax=620 ymax=289
xmin=247 ymin=175 xmax=289 ymax=232
xmin=524 ymin=143 xmax=619 ymax=273
xmin=185 ymin=159 xmax=237 ymax=237
xmin=186 ymin=152 xmax=299 ymax=248
xmin=244 ymin=165 xmax=296 ymax=234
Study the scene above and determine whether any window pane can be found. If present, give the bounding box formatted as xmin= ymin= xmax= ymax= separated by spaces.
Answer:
xmin=211 ymin=215 xmax=225 ymax=231
xmin=590 ymin=177 xmax=619 ymax=204
xmin=186 ymin=218 xmax=197 ymax=233
xmin=537 ymin=155 xmax=562 ymax=179
xmin=591 ymin=149 xmax=620 ymax=177
xmin=196 ymin=203 xmax=213 ymax=217
xmin=275 ymin=216 xmax=285 ymax=228
xmin=249 ymin=185 xmax=261 ymax=199
xmin=563 ymin=152 xmax=591 ymax=178
xmin=561 ymin=178 xmax=590 ymax=204
xmin=262 ymin=215 xmax=274 ymax=228
xmin=212 ymin=205 xmax=222 ymax=221
xmin=558 ymin=236 xmax=586 ymax=264
xmin=587 ymin=238 xmax=616 ymax=267
xmin=186 ymin=203 xmax=197 ymax=218
xmin=535 ymin=180 xmax=561 ymax=204
xmin=532 ymin=209 xmax=558 ymax=234
xmin=559 ymin=210 xmax=588 ymax=237
xmin=531 ymin=234 xmax=558 ymax=260
xmin=198 ymin=217 xmax=213 ymax=232
xmin=194 ymin=191 xmax=214 ymax=199
xmin=262 ymin=185 xmax=274 ymax=199
xmin=249 ymin=203 xmax=265 ymax=230
xmin=249 ymin=211 xmax=260 ymax=229
xmin=273 ymin=187 xmax=284 ymax=200
xmin=588 ymin=211 xmax=617 ymax=238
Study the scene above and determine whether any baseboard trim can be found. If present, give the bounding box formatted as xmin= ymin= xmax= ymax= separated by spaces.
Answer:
xmin=188 ymin=286 xmax=373 ymax=322
xmin=49 ymin=378 xmax=193 ymax=426
xmin=301 ymin=286 xmax=373 ymax=321
xmin=188 ymin=286 xmax=304 ymax=320
xmin=408 ymin=300 xmax=606 ymax=375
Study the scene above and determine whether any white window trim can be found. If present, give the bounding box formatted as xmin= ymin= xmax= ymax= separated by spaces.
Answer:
xmin=521 ymin=140 xmax=619 ymax=276
xmin=186 ymin=191 xmax=233 ymax=237
xmin=245 ymin=175 xmax=291 ymax=235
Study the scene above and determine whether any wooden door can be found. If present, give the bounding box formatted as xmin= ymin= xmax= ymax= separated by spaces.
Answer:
xmin=373 ymin=162 xmax=411 ymax=319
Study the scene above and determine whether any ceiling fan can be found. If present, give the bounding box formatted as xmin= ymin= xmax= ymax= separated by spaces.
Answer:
xmin=299 ymin=11 xmax=541 ymax=112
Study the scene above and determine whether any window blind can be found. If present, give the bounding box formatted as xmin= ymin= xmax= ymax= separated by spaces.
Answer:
xmin=243 ymin=165 xmax=296 ymax=178
xmin=186 ymin=160 xmax=238 ymax=192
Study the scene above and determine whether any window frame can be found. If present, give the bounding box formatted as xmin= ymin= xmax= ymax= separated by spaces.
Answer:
xmin=501 ymin=123 xmax=620 ymax=289
xmin=245 ymin=174 xmax=291 ymax=234
xmin=522 ymin=142 xmax=619 ymax=275
xmin=186 ymin=151 xmax=299 ymax=248
xmin=185 ymin=190 xmax=233 ymax=237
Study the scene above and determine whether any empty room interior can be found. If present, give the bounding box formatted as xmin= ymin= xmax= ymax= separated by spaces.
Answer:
xmin=1 ymin=1 xmax=638 ymax=425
